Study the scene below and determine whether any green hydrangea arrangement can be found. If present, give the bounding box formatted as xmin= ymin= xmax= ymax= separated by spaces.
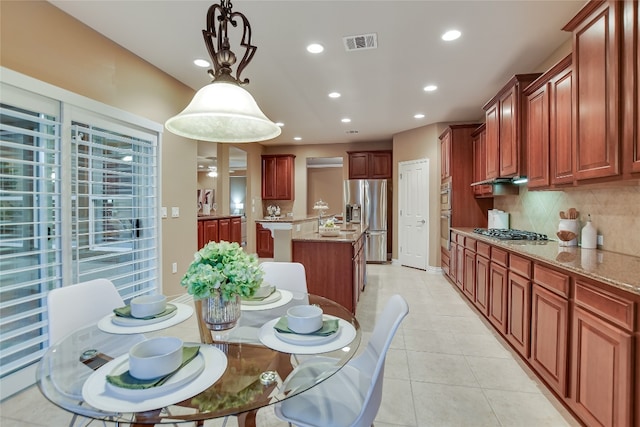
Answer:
xmin=181 ymin=241 xmax=263 ymax=301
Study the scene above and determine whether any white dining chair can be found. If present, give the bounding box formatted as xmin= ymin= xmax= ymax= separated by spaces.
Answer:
xmin=259 ymin=261 xmax=308 ymax=294
xmin=47 ymin=278 xmax=124 ymax=345
xmin=274 ymin=294 xmax=409 ymax=427
xmin=47 ymin=278 xmax=124 ymax=427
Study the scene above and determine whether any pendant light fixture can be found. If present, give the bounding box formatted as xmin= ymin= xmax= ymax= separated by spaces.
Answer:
xmin=165 ymin=1 xmax=281 ymax=143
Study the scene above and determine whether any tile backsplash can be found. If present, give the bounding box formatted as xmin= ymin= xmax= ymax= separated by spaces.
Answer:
xmin=493 ymin=184 xmax=640 ymax=257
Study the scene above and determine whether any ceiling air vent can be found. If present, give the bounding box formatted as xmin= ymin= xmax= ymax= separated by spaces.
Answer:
xmin=343 ymin=33 xmax=378 ymax=52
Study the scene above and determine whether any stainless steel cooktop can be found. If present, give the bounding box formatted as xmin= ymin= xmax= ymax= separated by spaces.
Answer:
xmin=473 ymin=228 xmax=549 ymax=241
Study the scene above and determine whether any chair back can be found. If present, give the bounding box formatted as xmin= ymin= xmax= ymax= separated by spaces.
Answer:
xmin=352 ymin=294 xmax=409 ymax=426
xmin=259 ymin=261 xmax=308 ymax=293
xmin=47 ymin=278 xmax=124 ymax=344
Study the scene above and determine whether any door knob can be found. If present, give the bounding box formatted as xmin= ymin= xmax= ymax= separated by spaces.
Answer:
xmin=418 ymin=219 xmax=426 ymax=224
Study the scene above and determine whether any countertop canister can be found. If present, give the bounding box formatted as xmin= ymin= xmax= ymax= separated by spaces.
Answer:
xmin=581 ymin=214 xmax=597 ymax=249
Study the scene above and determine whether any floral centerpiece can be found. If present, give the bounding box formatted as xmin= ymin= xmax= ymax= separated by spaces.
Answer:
xmin=181 ymin=241 xmax=263 ymax=330
xmin=182 ymin=240 xmax=264 ymax=300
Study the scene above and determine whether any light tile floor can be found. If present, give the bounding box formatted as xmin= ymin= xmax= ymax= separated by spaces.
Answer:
xmin=1 ymin=264 xmax=580 ymax=427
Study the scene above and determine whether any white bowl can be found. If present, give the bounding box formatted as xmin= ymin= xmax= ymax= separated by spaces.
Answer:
xmin=128 ymin=337 xmax=183 ymax=380
xmin=130 ymin=294 xmax=167 ymax=318
xmin=287 ymin=305 xmax=323 ymax=334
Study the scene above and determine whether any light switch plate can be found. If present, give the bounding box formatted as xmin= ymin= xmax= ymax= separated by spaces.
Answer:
xmin=171 ymin=207 xmax=179 ymax=218
xmin=161 ymin=207 xmax=167 ymax=218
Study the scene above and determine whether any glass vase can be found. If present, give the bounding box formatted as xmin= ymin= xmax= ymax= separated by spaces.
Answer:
xmin=202 ymin=293 xmax=241 ymax=331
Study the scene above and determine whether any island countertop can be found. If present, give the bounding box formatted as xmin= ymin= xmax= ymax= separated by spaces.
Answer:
xmin=255 ymin=214 xmax=340 ymax=225
xmin=292 ymin=224 xmax=368 ymax=243
xmin=452 ymin=227 xmax=640 ymax=296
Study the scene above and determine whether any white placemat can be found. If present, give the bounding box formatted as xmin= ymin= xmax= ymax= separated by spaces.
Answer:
xmin=258 ymin=315 xmax=356 ymax=354
xmin=241 ymin=289 xmax=293 ymax=311
xmin=97 ymin=303 xmax=193 ymax=334
xmin=82 ymin=345 xmax=226 ymax=413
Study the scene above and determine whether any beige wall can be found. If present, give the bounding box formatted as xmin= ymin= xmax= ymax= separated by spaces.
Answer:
xmin=1 ymin=1 xmax=195 ymax=297
xmin=307 ymin=167 xmax=344 ymax=216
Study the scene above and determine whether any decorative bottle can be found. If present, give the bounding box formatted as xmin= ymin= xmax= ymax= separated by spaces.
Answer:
xmin=581 ymin=214 xmax=597 ymax=249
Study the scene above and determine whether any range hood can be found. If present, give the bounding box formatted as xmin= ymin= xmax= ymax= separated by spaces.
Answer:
xmin=471 ymin=176 xmax=528 ymax=186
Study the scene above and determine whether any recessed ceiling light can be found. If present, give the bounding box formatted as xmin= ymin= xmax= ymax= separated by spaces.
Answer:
xmin=294 ymin=137 xmax=302 ymax=141
xmin=423 ymin=85 xmax=438 ymax=92
xmin=275 ymin=122 xmax=284 ymax=127
xmin=414 ymin=113 xmax=425 ymax=119
xmin=341 ymin=118 xmax=351 ymax=123
xmin=193 ymin=58 xmax=210 ymax=67
xmin=442 ymin=30 xmax=461 ymax=41
xmin=307 ymin=43 xmax=324 ymax=54
xmin=328 ymin=92 xmax=341 ymax=98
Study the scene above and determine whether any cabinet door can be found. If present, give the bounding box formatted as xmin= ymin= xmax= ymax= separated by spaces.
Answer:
xmin=256 ymin=224 xmax=274 ymax=258
xmin=274 ymin=156 xmax=294 ymax=199
xmin=441 ymin=131 xmax=452 ymax=180
xmin=348 ymin=153 xmax=369 ymax=179
xmin=569 ymin=0 xmax=621 ymax=181
xmin=197 ymin=221 xmax=204 ymax=249
xmin=262 ymin=156 xmax=277 ymax=199
xmin=550 ymin=66 xmax=574 ymax=185
xmin=530 ymin=284 xmax=569 ymax=397
xmin=449 ymin=242 xmax=457 ymax=282
xmin=203 ymin=219 xmax=219 ymax=244
xmin=488 ymin=262 xmax=508 ymax=333
xmin=526 ymin=84 xmax=550 ymax=188
xmin=485 ymin=103 xmax=500 ymax=179
xmin=623 ymin=0 xmax=640 ymax=174
xmin=369 ymin=151 xmax=392 ymax=178
xmin=463 ymin=249 xmax=475 ymax=301
xmin=230 ymin=217 xmax=242 ymax=244
xmin=499 ymin=86 xmax=519 ymax=177
xmin=455 ymin=243 xmax=465 ymax=290
xmin=218 ymin=218 xmax=230 ymax=242
xmin=506 ymin=271 xmax=531 ymax=357
xmin=571 ymin=307 xmax=632 ymax=427
xmin=475 ymin=255 xmax=490 ymax=316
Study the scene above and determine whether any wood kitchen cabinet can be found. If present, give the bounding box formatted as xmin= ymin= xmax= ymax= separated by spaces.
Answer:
xmin=441 ymin=132 xmax=452 ymax=180
xmin=256 ymin=223 xmax=274 ymax=258
xmin=483 ymin=74 xmax=541 ymax=179
xmin=530 ymin=264 xmax=570 ymax=397
xmin=456 ymin=236 xmax=465 ymax=291
xmin=203 ymin=219 xmax=219 ymax=245
xmin=218 ymin=218 xmax=230 ymax=242
xmin=230 ymin=216 xmax=242 ymax=245
xmin=347 ymin=150 xmax=392 ymax=179
xmin=570 ymin=280 xmax=634 ymax=427
xmin=471 ymin=124 xmax=493 ymax=197
xmin=505 ymin=254 xmax=532 ymax=358
xmin=463 ymin=237 xmax=476 ymax=301
xmin=198 ymin=216 xmax=243 ymax=249
xmin=623 ymin=0 xmax=640 ymax=176
xmin=262 ymin=154 xmax=295 ymax=200
xmin=488 ymin=247 xmax=508 ymax=334
xmin=563 ymin=0 xmax=622 ymax=182
xmin=474 ymin=242 xmax=491 ymax=316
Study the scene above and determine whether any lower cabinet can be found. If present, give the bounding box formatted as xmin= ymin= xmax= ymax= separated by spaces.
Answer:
xmin=488 ymin=260 xmax=508 ymax=334
xmin=218 ymin=218 xmax=230 ymax=242
xmin=230 ymin=217 xmax=242 ymax=244
xmin=443 ymin=234 xmax=639 ymax=427
xmin=256 ymin=223 xmax=274 ymax=258
xmin=198 ymin=217 xmax=243 ymax=249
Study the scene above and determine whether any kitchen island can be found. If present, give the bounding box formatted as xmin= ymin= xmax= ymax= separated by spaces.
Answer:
xmin=255 ymin=215 xmax=324 ymax=261
xmin=448 ymin=227 xmax=640 ymax=427
xmin=292 ymin=224 xmax=368 ymax=313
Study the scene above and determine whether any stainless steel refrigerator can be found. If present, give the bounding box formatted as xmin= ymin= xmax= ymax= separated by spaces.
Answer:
xmin=344 ymin=179 xmax=388 ymax=262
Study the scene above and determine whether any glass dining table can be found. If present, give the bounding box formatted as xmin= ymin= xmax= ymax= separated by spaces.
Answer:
xmin=36 ymin=292 xmax=361 ymax=426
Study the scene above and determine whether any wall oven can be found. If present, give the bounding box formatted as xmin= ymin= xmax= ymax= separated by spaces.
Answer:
xmin=440 ymin=181 xmax=451 ymax=211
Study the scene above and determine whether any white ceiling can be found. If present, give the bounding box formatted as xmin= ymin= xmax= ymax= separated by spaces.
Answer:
xmin=48 ymin=0 xmax=584 ymax=148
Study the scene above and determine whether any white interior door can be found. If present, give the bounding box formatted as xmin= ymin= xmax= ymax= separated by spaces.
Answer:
xmin=398 ymin=159 xmax=429 ymax=270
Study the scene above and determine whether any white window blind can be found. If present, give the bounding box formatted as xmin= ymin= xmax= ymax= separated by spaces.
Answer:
xmin=0 ymin=79 xmax=160 ymax=391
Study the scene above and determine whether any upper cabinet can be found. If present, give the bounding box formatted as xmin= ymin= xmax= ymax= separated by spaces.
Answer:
xmin=563 ymin=0 xmax=622 ymax=181
xmin=483 ymin=74 xmax=541 ymax=179
xmin=347 ymin=151 xmax=392 ymax=179
xmin=471 ymin=124 xmax=493 ymax=198
xmin=622 ymin=0 xmax=640 ymax=176
xmin=524 ymin=55 xmax=573 ymax=189
xmin=261 ymin=154 xmax=295 ymax=200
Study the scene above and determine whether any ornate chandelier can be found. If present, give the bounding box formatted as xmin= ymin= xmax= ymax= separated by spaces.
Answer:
xmin=165 ymin=1 xmax=281 ymax=143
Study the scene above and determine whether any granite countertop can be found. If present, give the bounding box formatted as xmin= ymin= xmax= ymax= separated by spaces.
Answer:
xmin=293 ymin=224 xmax=368 ymax=243
xmin=256 ymin=214 xmax=340 ymax=224
xmin=453 ymin=227 xmax=640 ymax=296
xmin=197 ymin=214 xmax=243 ymax=221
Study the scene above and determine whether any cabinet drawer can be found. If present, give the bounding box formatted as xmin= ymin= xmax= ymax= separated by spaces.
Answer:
xmin=465 ymin=237 xmax=477 ymax=251
xmin=476 ymin=241 xmax=491 ymax=258
xmin=509 ymin=254 xmax=532 ymax=279
xmin=575 ymin=281 xmax=635 ymax=331
xmin=533 ymin=264 xmax=570 ymax=298
xmin=456 ymin=233 xmax=465 ymax=244
xmin=492 ymin=247 xmax=508 ymax=266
